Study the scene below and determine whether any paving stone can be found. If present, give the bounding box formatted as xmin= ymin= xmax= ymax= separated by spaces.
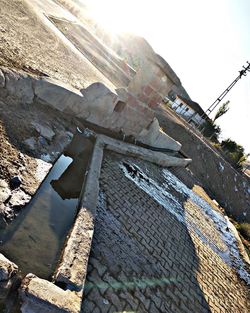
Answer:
xmin=81 ymin=152 xmax=250 ymax=313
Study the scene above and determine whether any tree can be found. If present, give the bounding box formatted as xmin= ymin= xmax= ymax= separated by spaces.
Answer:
xmin=213 ymin=100 xmax=230 ymax=122
xmin=220 ymin=138 xmax=248 ymax=168
xmin=201 ymin=119 xmax=221 ymax=142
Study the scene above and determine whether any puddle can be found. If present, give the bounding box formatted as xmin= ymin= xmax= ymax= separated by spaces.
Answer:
xmin=0 ymin=155 xmax=78 ymax=279
xmin=0 ymin=134 xmax=94 ymax=311
xmin=0 ymin=135 xmax=94 ymax=281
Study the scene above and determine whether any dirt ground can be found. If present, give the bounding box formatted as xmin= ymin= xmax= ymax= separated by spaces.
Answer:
xmin=0 ymin=0 xmax=115 ymax=91
xmin=0 ymin=0 xmax=117 ymax=223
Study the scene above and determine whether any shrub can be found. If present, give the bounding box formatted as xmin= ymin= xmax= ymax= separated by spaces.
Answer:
xmin=220 ymin=139 xmax=248 ymax=168
xmin=201 ymin=119 xmax=221 ymax=142
xmin=237 ymin=223 xmax=250 ymax=241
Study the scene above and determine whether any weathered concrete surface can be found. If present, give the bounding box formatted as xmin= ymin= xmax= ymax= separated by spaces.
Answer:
xmin=1 ymin=67 xmax=182 ymax=151
xmin=138 ymin=117 xmax=182 ymax=151
xmin=99 ymin=134 xmax=191 ymax=167
xmin=31 ymin=122 xmax=55 ymax=141
xmin=3 ymin=68 xmax=34 ymax=104
xmin=80 ymin=83 xmax=117 ymax=124
xmin=34 ymin=78 xmax=90 ymax=119
xmin=20 ymin=274 xmax=80 ymax=313
xmin=55 ymin=141 xmax=104 ymax=290
xmin=0 ymin=254 xmax=18 ymax=281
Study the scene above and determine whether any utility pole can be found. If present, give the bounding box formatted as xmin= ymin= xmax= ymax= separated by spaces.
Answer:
xmin=205 ymin=61 xmax=250 ymax=117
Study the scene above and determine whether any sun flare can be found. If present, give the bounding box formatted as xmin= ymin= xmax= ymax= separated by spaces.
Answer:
xmin=81 ymin=0 xmax=150 ymax=35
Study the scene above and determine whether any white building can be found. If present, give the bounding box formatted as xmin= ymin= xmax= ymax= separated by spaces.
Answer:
xmin=171 ymin=95 xmax=208 ymax=126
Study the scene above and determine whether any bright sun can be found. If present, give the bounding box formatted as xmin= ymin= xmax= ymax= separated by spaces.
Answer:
xmin=81 ymin=0 xmax=150 ymax=35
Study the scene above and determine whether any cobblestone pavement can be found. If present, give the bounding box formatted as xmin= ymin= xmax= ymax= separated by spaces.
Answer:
xmin=81 ymin=152 xmax=250 ymax=313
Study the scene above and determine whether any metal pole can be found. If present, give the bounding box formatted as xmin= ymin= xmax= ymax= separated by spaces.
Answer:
xmin=201 ymin=61 xmax=250 ymax=121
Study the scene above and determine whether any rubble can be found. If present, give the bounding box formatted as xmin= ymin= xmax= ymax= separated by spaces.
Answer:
xmin=0 ymin=254 xmax=18 ymax=282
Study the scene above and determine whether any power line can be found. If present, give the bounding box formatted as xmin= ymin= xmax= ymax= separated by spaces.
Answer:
xmin=205 ymin=61 xmax=250 ymax=117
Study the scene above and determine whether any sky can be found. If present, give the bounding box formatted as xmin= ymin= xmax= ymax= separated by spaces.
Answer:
xmin=83 ymin=0 xmax=250 ymax=153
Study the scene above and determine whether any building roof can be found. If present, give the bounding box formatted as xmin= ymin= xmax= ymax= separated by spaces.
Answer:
xmin=177 ymin=95 xmax=208 ymax=119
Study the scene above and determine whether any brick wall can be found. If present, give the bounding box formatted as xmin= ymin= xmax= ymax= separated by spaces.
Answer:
xmin=128 ymin=63 xmax=174 ymax=110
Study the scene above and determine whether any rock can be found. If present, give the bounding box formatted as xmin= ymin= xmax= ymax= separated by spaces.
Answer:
xmin=0 ymin=69 xmax=5 ymax=88
xmin=24 ymin=137 xmax=37 ymax=151
xmin=10 ymin=176 xmax=22 ymax=190
xmin=20 ymin=274 xmax=80 ymax=313
xmin=31 ymin=122 xmax=55 ymax=141
xmin=66 ymin=131 xmax=74 ymax=140
xmin=0 ymin=254 xmax=18 ymax=281
xmin=23 ymin=137 xmax=36 ymax=150
xmin=40 ymin=154 xmax=52 ymax=163
xmin=3 ymin=68 xmax=34 ymax=104
xmin=38 ymin=136 xmax=48 ymax=146
xmin=0 ymin=180 xmax=11 ymax=204
xmin=8 ymin=190 xmax=31 ymax=208
xmin=35 ymin=159 xmax=52 ymax=183
xmin=3 ymin=207 xmax=15 ymax=220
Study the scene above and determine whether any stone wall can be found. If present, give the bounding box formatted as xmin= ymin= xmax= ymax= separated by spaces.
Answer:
xmin=128 ymin=63 xmax=174 ymax=110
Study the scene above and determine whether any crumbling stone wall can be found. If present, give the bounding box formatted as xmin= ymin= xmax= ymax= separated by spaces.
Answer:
xmin=128 ymin=63 xmax=174 ymax=109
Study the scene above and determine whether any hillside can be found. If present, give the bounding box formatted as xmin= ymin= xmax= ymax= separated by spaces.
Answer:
xmin=56 ymin=0 xmax=191 ymax=100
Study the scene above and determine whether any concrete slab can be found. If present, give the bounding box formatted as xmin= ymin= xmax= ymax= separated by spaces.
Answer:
xmin=20 ymin=274 xmax=80 ymax=313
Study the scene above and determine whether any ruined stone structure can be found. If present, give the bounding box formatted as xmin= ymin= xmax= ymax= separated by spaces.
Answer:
xmin=0 ymin=1 xmax=249 ymax=312
xmin=0 ymin=67 xmax=181 ymax=151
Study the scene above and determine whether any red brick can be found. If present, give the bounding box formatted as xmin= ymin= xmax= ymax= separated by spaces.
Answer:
xmin=127 ymin=94 xmax=138 ymax=107
xmin=148 ymin=94 xmax=162 ymax=109
xmin=138 ymin=94 xmax=149 ymax=104
xmin=143 ymin=85 xmax=154 ymax=97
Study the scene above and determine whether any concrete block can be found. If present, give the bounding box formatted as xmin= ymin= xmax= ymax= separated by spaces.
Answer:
xmin=31 ymin=122 xmax=55 ymax=141
xmin=138 ymin=117 xmax=182 ymax=151
xmin=55 ymin=142 xmax=103 ymax=290
xmin=0 ymin=253 xmax=18 ymax=281
xmin=20 ymin=274 xmax=80 ymax=313
xmin=4 ymin=69 xmax=34 ymax=103
xmin=115 ymin=88 xmax=129 ymax=103
xmin=86 ymin=92 xmax=117 ymax=127
xmin=34 ymin=79 xmax=89 ymax=119
xmin=98 ymin=134 xmax=191 ymax=167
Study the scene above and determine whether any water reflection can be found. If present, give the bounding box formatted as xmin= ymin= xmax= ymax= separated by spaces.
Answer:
xmin=0 ymin=135 xmax=93 ymax=280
